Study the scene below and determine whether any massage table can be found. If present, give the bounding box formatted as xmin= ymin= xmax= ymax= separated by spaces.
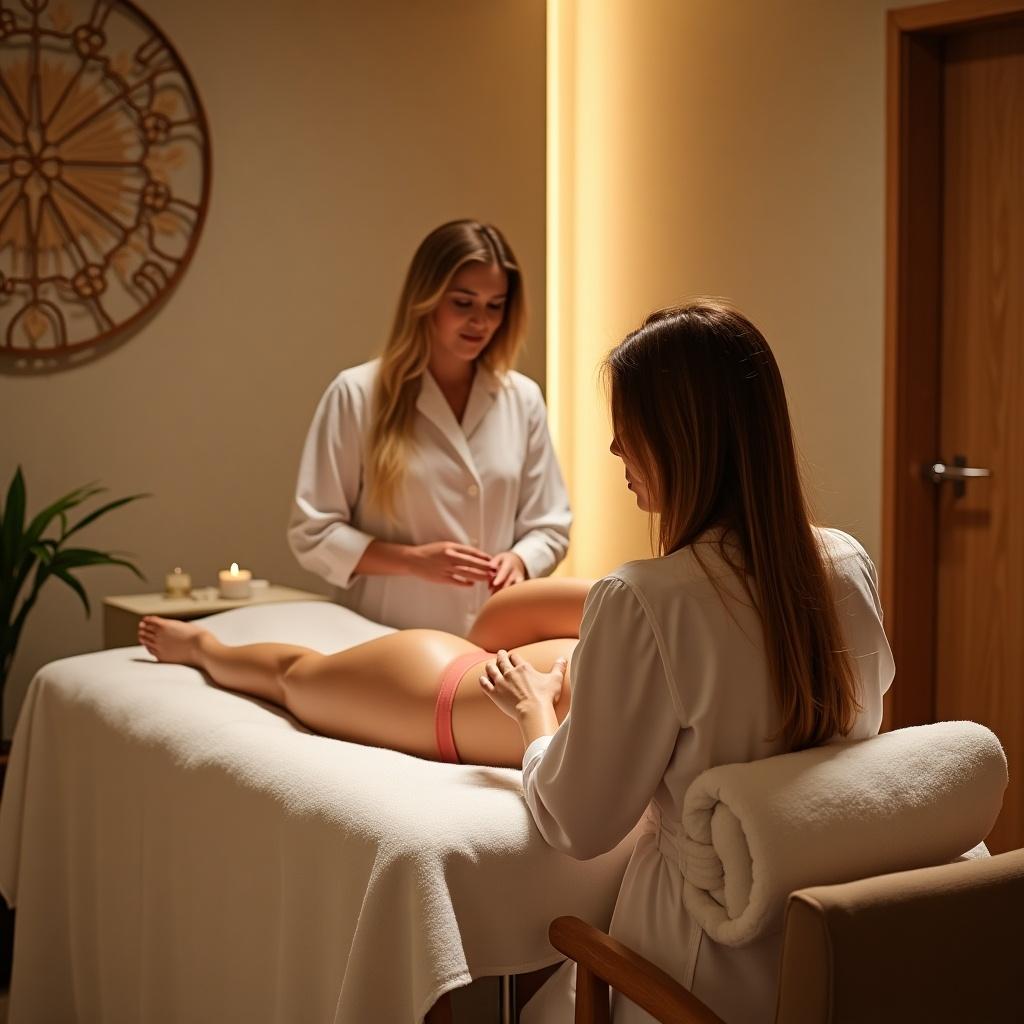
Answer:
xmin=0 ymin=602 xmax=636 ymax=1023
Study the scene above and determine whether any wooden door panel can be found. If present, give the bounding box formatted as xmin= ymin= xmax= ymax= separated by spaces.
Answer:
xmin=937 ymin=25 xmax=1024 ymax=853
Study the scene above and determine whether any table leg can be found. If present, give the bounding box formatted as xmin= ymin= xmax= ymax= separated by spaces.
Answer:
xmin=499 ymin=974 xmax=516 ymax=1024
xmin=425 ymin=991 xmax=453 ymax=1023
xmin=103 ymin=605 xmax=142 ymax=649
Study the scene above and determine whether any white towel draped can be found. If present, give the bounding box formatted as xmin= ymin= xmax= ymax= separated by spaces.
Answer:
xmin=0 ymin=602 xmax=637 ymax=1023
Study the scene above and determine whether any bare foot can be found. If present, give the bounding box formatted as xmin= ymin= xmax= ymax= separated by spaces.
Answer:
xmin=138 ymin=616 xmax=205 ymax=666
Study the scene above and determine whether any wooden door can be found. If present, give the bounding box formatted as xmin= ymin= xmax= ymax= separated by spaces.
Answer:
xmin=884 ymin=1 xmax=1024 ymax=856
xmin=935 ymin=23 xmax=1024 ymax=854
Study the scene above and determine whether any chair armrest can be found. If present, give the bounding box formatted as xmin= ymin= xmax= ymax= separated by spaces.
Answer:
xmin=549 ymin=917 xmax=726 ymax=1024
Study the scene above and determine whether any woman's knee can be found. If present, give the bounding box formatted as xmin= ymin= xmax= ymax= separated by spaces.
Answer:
xmin=466 ymin=595 xmax=508 ymax=649
xmin=280 ymin=651 xmax=322 ymax=694
xmin=468 ymin=578 xmax=593 ymax=648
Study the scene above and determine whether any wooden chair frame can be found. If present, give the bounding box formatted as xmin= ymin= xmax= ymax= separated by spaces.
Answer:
xmin=548 ymin=917 xmax=725 ymax=1024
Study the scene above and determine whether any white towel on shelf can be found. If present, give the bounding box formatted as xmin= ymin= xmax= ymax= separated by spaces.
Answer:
xmin=680 ymin=720 xmax=1007 ymax=947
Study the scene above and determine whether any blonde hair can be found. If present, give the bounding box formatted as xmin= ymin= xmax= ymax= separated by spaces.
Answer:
xmin=603 ymin=301 xmax=860 ymax=751
xmin=367 ymin=220 xmax=526 ymax=516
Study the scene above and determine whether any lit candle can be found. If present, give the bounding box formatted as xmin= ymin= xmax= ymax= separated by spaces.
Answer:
xmin=164 ymin=566 xmax=192 ymax=598
xmin=218 ymin=561 xmax=252 ymax=599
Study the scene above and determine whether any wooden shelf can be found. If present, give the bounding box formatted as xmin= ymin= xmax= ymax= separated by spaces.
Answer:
xmin=102 ymin=585 xmax=331 ymax=649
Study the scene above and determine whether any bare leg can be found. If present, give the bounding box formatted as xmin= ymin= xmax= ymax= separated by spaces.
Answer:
xmin=138 ymin=617 xmax=304 ymax=703
xmin=138 ymin=618 xmax=577 ymax=767
xmin=467 ymin=577 xmax=593 ymax=650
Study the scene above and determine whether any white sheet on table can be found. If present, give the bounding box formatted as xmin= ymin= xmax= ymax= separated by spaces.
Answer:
xmin=0 ymin=602 xmax=635 ymax=1023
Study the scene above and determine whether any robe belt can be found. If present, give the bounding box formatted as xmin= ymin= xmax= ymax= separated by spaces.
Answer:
xmin=646 ymin=805 xmax=725 ymax=891
xmin=643 ymin=805 xmax=711 ymax=988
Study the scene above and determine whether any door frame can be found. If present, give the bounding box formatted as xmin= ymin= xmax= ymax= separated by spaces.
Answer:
xmin=883 ymin=0 xmax=1024 ymax=727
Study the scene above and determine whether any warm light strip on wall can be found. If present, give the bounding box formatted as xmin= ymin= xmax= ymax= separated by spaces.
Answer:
xmin=546 ymin=0 xmax=560 ymax=455
xmin=546 ymin=0 xmax=575 ymax=574
xmin=546 ymin=0 xmax=650 ymax=579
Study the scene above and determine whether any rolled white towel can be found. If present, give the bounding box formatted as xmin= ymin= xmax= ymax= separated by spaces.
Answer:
xmin=680 ymin=721 xmax=1007 ymax=947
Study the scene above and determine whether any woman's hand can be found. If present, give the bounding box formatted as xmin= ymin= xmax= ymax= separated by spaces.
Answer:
xmin=479 ymin=649 xmax=565 ymax=747
xmin=489 ymin=551 xmax=527 ymax=592
xmin=409 ymin=541 xmax=496 ymax=587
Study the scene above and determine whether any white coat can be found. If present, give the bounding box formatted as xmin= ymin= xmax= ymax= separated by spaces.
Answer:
xmin=288 ymin=359 xmax=572 ymax=636
xmin=520 ymin=528 xmax=894 ymax=1024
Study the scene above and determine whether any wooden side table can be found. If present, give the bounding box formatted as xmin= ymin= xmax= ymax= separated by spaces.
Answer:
xmin=103 ymin=585 xmax=332 ymax=649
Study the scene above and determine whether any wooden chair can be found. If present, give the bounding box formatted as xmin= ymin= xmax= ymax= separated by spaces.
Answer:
xmin=547 ymin=848 xmax=1024 ymax=1023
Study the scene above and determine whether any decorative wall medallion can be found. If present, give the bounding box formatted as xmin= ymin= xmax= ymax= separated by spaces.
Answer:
xmin=0 ymin=0 xmax=210 ymax=356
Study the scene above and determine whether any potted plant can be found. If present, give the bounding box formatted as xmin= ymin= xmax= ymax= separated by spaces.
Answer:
xmin=0 ymin=466 xmax=147 ymax=742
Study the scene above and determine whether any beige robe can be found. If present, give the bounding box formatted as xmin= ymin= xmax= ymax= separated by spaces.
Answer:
xmin=288 ymin=359 xmax=571 ymax=636
xmin=521 ymin=528 xmax=894 ymax=1024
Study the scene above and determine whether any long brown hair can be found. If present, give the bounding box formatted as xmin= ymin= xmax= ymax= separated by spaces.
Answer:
xmin=603 ymin=300 xmax=859 ymax=750
xmin=368 ymin=220 xmax=526 ymax=515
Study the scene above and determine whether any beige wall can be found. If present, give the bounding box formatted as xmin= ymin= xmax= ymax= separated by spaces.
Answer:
xmin=0 ymin=0 xmax=546 ymax=734
xmin=3 ymin=0 xmax=938 ymax=733
xmin=551 ymin=0 xmax=931 ymax=578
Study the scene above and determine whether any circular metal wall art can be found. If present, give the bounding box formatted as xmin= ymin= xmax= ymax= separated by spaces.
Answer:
xmin=0 ymin=0 xmax=210 ymax=356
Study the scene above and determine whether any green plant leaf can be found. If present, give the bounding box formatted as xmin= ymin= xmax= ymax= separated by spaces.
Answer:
xmin=113 ymin=557 xmax=146 ymax=581
xmin=53 ymin=568 xmax=91 ymax=617
xmin=63 ymin=493 xmax=150 ymax=542
xmin=29 ymin=541 xmax=56 ymax=565
xmin=1 ymin=466 xmax=26 ymax=578
xmin=1 ymin=474 xmax=147 ymax=723
xmin=20 ymin=484 xmax=103 ymax=559
xmin=50 ymin=547 xmax=144 ymax=580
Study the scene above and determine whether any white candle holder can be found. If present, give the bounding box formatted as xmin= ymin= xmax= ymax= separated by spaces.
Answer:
xmin=218 ymin=563 xmax=252 ymax=599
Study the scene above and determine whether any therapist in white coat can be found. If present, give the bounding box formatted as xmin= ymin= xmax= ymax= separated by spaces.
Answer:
xmin=480 ymin=301 xmax=895 ymax=1024
xmin=289 ymin=221 xmax=571 ymax=636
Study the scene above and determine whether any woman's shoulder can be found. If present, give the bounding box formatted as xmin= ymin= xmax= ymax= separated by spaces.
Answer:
xmin=809 ymin=528 xmax=886 ymax=630
xmin=329 ymin=358 xmax=381 ymax=395
xmin=813 ymin=526 xmax=878 ymax=584
xmin=310 ymin=361 xmax=381 ymax=424
xmin=581 ymin=571 xmax=654 ymax=631
xmin=814 ymin=525 xmax=869 ymax=558
xmin=600 ymin=527 xmax=879 ymax=601
xmin=315 ymin=361 xmax=381 ymax=419
xmin=603 ymin=548 xmax=720 ymax=610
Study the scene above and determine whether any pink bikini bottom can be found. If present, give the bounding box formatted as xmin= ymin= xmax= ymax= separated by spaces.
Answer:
xmin=435 ymin=647 xmax=493 ymax=764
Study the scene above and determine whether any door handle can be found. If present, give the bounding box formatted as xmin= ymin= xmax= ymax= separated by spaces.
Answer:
xmin=925 ymin=454 xmax=991 ymax=498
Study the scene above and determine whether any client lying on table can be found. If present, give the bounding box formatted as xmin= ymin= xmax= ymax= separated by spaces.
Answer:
xmin=137 ymin=577 xmax=589 ymax=769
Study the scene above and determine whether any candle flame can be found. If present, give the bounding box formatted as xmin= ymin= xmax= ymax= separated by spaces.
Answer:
xmin=230 ymin=562 xmax=239 ymax=576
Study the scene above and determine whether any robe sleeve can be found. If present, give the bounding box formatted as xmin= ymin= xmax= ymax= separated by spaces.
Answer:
xmin=522 ymin=575 xmax=682 ymax=859
xmin=821 ymin=529 xmax=895 ymax=733
xmin=509 ymin=381 xmax=572 ymax=579
xmin=287 ymin=377 xmax=375 ymax=588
